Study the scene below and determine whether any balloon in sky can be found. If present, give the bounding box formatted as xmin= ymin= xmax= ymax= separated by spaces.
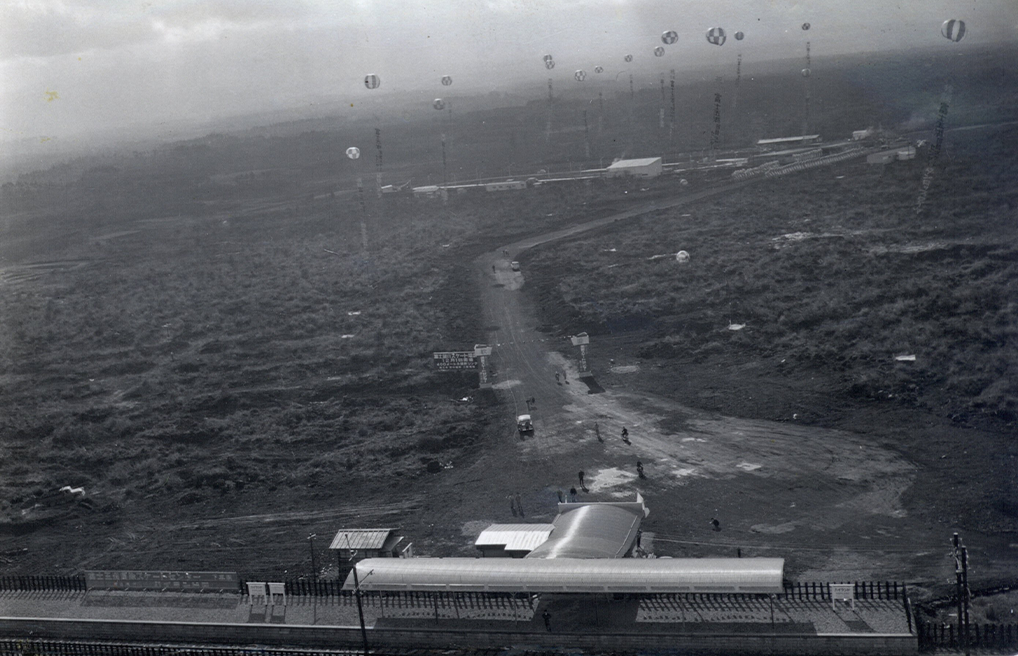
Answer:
xmin=735 ymin=31 xmax=744 ymax=41
xmin=706 ymin=27 xmax=726 ymax=46
xmin=594 ymin=66 xmax=604 ymax=73
xmin=545 ymin=60 xmax=555 ymax=70
xmin=543 ymin=54 xmax=553 ymax=62
xmin=441 ymin=75 xmax=452 ymax=86
xmin=433 ymin=98 xmax=445 ymax=110
xmin=364 ymin=74 xmax=380 ymax=89
xmin=346 ymin=147 xmax=360 ymax=160
xmin=941 ymin=19 xmax=966 ymax=42
xmin=624 ymin=54 xmax=633 ymax=62
xmin=801 ymin=68 xmax=811 ymax=78
xmin=802 ymin=22 xmax=811 ymax=30
xmin=662 ymin=30 xmax=679 ymax=45
xmin=574 ymin=70 xmax=587 ymax=81
xmin=654 ymin=46 xmax=665 ymax=57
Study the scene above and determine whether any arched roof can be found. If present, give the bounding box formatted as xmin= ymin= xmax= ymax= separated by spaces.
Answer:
xmin=526 ymin=504 xmax=641 ymax=559
xmin=342 ymin=557 xmax=784 ymax=594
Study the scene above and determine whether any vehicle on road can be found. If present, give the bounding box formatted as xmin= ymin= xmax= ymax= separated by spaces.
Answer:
xmin=511 ymin=261 xmax=521 ymax=271
xmin=517 ymin=414 xmax=534 ymax=435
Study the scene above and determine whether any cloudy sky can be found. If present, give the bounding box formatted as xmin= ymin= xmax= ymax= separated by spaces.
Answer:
xmin=2 ymin=0 xmax=1015 ymax=143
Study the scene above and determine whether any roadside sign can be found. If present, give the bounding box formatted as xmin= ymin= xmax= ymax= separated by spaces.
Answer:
xmin=433 ymin=351 xmax=476 ymax=370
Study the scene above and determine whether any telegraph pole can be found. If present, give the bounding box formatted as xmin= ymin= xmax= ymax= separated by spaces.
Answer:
xmin=953 ymin=532 xmax=970 ymax=656
xmin=346 ymin=535 xmax=370 ymax=656
xmin=307 ymin=533 xmax=318 ymax=580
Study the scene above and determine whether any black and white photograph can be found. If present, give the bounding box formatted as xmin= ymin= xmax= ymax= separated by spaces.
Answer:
xmin=0 ymin=1 xmax=1016 ymax=653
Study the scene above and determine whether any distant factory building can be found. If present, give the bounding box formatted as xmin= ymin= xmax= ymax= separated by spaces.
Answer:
xmin=484 ymin=180 xmax=528 ymax=192
xmin=475 ymin=524 xmax=555 ymax=558
xmin=606 ymin=157 xmax=663 ymax=178
xmin=897 ymin=146 xmax=917 ymax=160
xmin=756 ymin=135 xmax=821 ymax=148
xmin=412 ymin=185 xmax=444 ymax=199
xmin=867 ymin=147 xmax=914 ymax=165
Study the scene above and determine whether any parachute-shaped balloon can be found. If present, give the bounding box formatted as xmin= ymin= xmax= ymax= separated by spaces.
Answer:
xmin=662 ymin=30 xmax=679 ymax=45
xmin=364 ymin=74 xmax=380 ymax=90
xmin=706 ymin=27 xmax=726 ymax=46
xmin=441 ymin=75 xmax=452 ymax=86
xmin=735 ymin=31 xmax=745 ymax=41
xmin=676 ymin=250 xmax=690 ymax=263
xmin=574 ymin=69 xmax=587 ymax=81
xmin=594 ymin=66 xmax=604 ymax=74
xmin=624 ymin=54 xmax=633 ymax=62
xmin=545 ymin=60 xmax=555 ymax=70
xmin=801 ymin=68 xmax=811 ymax=78
xmin=433 ymin=98 xmax=445 ymax=110
xmin=941 ymin=19 xmax=965 ymax=42
xmin=801 ymin=22 xmax=811 ymax=30
xmin=346 ymin=147 xmax=360 ymax=160
xmin=543 ymin=54 xmax=554 ymax=63
xmin=654 ymin=46 xmax=665 ymax=57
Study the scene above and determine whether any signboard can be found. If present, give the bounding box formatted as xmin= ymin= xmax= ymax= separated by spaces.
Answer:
xmin=84 ymin=570 xmax=240 ymax=592
xmin=433 ymin=351 xmax=477 ymax=370
xmin=830 ymin=583 xmax=856 ymax=610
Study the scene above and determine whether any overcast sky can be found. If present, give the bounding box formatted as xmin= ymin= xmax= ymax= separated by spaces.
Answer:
xmin=2 ymin=0 xmax=1016 ymax=144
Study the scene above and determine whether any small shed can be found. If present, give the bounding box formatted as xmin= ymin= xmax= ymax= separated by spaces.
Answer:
xmin=475 ymin=524 xmax=555 ymax=558
xmin=329 ymin=528 xmax=407 ymax=577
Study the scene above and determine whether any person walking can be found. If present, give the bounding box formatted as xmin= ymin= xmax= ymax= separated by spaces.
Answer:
xmin=621 ymin=427 xmax=630 ymax=444
xmin=636 ymin=461 xmax=645 ymax=479
xmin=578 ymin=470 xmax=586 ymax=491
xmin=595 ymin=422 xmax=602 ymax=442
xmin=542 ymin=609 xmax=552 ymax=631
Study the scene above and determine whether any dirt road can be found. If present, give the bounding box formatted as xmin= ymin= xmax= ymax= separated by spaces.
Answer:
xmin=463 ymin=184 xmax=1000 ymax=586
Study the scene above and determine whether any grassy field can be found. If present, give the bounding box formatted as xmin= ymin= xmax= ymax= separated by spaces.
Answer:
xmin=522 ymin=124 xmax=1018 ymax=540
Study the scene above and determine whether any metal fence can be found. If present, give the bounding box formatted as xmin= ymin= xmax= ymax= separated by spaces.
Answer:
xmin=0 ymin=576 xmax=86 ymax=593
xmin=917 ymin=621 xmax=1018 ymax=652
xmin=781 ymin=580 xmax=905 ymax=601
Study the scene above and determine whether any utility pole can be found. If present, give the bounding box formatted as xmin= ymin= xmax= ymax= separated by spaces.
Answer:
xmin=308 ymin=533 xmax=318 ymax=581
xmin=953 ymin=532 xmax=970 ymax=656
xmin=346 ymin=535 xmax=370 ymax=656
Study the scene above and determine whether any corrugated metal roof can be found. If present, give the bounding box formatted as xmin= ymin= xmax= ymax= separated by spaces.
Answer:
xmin=526 ymin=504 xmax=642 ymax=559
xmin=329 ymin=528 xmax=396 ymax=551
xmin=475 ymin=524 xmax=555 ymax=552
xmin=342 ymin=557 xmax=785 ymax=594
xmin=607 ymin=158 xmax=662 ymax=168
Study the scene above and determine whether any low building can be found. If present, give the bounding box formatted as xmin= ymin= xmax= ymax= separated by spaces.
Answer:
xmin=412 ymin=185 xmax=444 ymax=199
xmin=484 ymin=180 xmax=527 ymax=192
xmin=606 ymin=157 xmax=663 ymax=178
xmin=866 ymin=150 xmax=899 ymax=165
xmin=897 ymin=146 xmax=917 ymax=160
xmin=756 ymin=135 xmax=821 ymax=148
xmin=475 ymin=524 xmax=555 ymax=558
xmin=852 ymin=128 xmax=875 ymax=141
xmin=329 ymin=528 xmax=409 ymax=577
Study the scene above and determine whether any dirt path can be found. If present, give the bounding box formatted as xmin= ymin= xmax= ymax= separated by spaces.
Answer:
xmin=465 ymin=182 xmax=951 ymax=583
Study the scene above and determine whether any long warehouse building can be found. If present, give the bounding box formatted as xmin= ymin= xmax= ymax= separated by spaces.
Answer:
xmin=342 ymin=557 xmax=785 ymax=594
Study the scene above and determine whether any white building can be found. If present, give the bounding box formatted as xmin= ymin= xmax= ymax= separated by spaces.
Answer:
xmin=852 ymin=128 xmax=875 ymax=141
xmin=756 ymin=135 xmax=821 ymax=147
xmin=606 ymin=157 xmax=663 ymax=178
xmin=484 ymin=180 xmax=528 ymax=192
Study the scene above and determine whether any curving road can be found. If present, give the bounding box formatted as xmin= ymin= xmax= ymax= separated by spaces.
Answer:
xmin=469 ymin=179 xmax=930 ymax=580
